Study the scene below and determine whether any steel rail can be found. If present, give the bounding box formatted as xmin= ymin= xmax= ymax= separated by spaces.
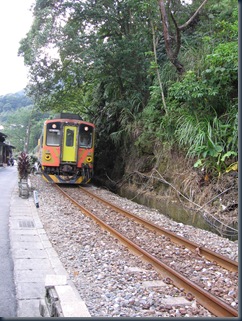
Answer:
xmin=79 ymin=186 xmax=238 ymax=272
xmin=56 ymin=185 xmax=238 ymax=317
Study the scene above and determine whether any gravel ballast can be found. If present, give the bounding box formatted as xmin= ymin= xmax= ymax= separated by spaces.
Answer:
xmin=30 ymin=174 xmax=238 ymax=317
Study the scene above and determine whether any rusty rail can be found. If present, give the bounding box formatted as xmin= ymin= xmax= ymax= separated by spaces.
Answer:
xmin=79 ymin=186 xmax=238 ymax=272
xmin=56 ymin=185 xmax=238 ymax=317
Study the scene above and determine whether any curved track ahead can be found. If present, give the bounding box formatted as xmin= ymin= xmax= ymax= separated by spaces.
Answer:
xmin=55 ymin=184 xmax=238 ymax=318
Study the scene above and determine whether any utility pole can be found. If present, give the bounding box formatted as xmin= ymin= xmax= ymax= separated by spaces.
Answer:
xmin=24 ymin=119 xmax=31 ymax=153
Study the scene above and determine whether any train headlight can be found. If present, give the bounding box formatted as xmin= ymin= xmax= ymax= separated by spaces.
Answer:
xmin=45 ymin=154 xmax=51 ymax=161
xmin=86 ymin=156 xmax=92 ymax=163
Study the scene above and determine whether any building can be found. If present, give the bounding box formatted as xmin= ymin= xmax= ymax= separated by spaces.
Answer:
xmin=0 ymin=132 xmax=15 ymax=166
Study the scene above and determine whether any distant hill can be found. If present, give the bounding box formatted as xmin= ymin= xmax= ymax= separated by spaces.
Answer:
xmin=0 ymin=91 xmax=33 ymax=115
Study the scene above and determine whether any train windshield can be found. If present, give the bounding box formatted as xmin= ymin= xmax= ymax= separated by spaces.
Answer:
xmin=79 ymin=124 xmax=93 ymax=148
xmin=46 ymin=122 xmax=61 ymax=146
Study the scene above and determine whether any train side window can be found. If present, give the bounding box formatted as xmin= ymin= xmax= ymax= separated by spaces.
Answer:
xmin=66 ymin=129 xmax=74 ymax=146
xmin=79 ymin=125 xmax=93 ymax=148
xmin=46 ymin=122 xmax=61 ymax=146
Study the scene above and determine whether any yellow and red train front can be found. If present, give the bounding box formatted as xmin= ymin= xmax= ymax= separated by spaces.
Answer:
xmin=41 ymin=119 xmax=94 ymax=184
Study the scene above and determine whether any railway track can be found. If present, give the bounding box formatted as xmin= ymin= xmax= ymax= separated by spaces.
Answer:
xmin=55 ymin=184 xmax=238 ymax=318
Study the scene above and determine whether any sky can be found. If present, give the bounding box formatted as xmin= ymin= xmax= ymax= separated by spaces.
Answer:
xmin=0 ymin=0 xmax=34 ymax=96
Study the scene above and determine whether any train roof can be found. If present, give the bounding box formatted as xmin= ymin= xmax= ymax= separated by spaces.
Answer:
xmin=45 ymin=113 xmax=95 ymax=126
xmin=55 ymin=113 xmax=83 ymax=120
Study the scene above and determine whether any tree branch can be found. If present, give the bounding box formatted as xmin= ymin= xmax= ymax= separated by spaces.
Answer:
xmin=125 ymin=169 xmax=238 ymax=234
xmin=150 ymin=20 xmax=167 ymax=112
xmin=158 ymin=0 xmax=209 ymax=74
xmin=179 ymin=0 xmax=209 ymax=31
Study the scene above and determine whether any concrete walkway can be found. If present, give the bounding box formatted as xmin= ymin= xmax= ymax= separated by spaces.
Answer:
xmin=9 ymin=181 xmax=90 ymax=317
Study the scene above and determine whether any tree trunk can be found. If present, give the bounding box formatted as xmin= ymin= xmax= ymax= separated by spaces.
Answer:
xmin=158 ymin=0 xmax=209 ymax=75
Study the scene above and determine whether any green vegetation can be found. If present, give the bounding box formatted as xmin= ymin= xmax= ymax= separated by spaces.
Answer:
xmin=0 ymin=92 xmax=32 ymax=116
xmin=3 ymin=0 xmax=238 ymax=179
xmin=0 ymin=92 xmax=49 ymax=154
xmin=17 ymin=151 xmax=31 ymax=179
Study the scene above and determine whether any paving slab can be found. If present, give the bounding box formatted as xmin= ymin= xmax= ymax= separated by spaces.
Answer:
xmin=10 ymin=241 xmax=45 ymax=249
xmin=16 ymin=282 xmax=46 ymax=299
xmin=54 ymin=285 xmax=91 ymax=317
xmin=10 ymin=234 xmax=43 ymax=243
xmin=15 ymin=269 xmax=54 ymax=283
xmin=17 ymin=299 xmax=42 ymax=317
xmin=12 ymin=248 xmax=48 ymax=259
xmin=10 ymin=229 xmax=38 ymax=236
xmin=14 ymin=258 xmax=53 ymax=270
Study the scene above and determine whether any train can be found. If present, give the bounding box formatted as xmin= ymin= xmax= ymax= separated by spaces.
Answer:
xmin=37 ymin=113 xmax=95 ymax=184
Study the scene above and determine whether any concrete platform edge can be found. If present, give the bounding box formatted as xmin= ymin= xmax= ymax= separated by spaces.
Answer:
xmin=9 ymin=183 xmax=91 ymax=317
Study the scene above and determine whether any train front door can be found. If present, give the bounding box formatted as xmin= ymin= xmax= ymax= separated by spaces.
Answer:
xmin=62 ymin=126 xmax=77 ymax=162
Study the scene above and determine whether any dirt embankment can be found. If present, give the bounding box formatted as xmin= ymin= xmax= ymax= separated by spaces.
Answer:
xmin=95 ymin=148 xmax=238 ymax=240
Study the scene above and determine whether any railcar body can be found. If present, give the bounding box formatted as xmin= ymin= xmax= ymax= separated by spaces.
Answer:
xmin=38 ymin=113 xmax=95 ymax=184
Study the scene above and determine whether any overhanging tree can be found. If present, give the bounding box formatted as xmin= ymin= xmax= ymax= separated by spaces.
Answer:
xmin=157 ymin=0 xmax=209 ymax=74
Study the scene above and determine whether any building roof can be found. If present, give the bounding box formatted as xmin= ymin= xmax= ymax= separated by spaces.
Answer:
xmin=0 ymin=132 xmax=15 ymax=148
